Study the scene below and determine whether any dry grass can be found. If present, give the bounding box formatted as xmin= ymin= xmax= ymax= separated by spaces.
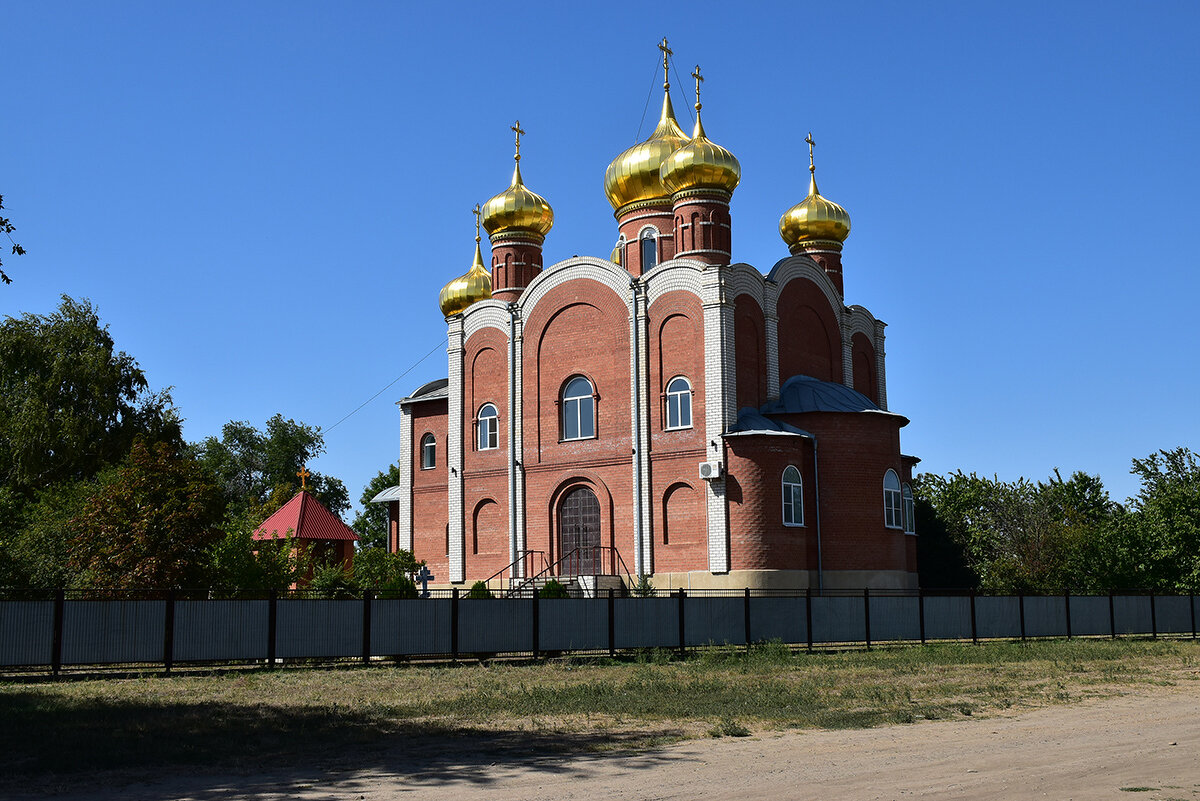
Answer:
xmin=2 ymin=639 xmax=1197 ymax=786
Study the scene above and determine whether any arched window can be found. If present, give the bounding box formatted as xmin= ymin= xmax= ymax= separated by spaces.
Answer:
xmin=640 ymin=229 xmax=657 ymax=272
xmin=782 ymin=465 xmax=804 ymax=526
xmin=902 ymin=483 xmax=916 ymax=535
xmin=665 ymin=376 xmax=692 ymax=430
xmin=562 ymin=376 xmax=595 ymax=440
xmin=420 ymin=433 xmax=436 ymax=469
xmin=884 ymin=469 xmax=902 ymax=529
xmin=477 ymin=403 xmax=498 ymax=450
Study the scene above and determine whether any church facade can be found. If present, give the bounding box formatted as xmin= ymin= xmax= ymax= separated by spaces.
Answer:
xmin=377 ymin=47 xmax=918 ymax=592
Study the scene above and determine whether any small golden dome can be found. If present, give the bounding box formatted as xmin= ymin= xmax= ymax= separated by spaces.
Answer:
xmin=604 ymin=90 xmax=690 ymax=213
xmin=482 ymin=121 xmax=554 ymax=238
xmin=779 ymin=171 xmax=851 ymax=247
xmin=660 ymin=69 xmax=740 ymax=196
xmin=439 ymin=235 xmax=493 ymax=317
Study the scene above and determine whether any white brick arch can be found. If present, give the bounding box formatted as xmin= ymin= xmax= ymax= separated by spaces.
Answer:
xmin=722 ymin=262 xmax=769 ymax=312
xmin=462 ymin=299 xmax=510 ymax=342
xmin=520 ymin=257 xmax=633 ymax=321
xmin=643 ymin=258 xmax=706 ymax=308
xmin=843 ymin=305 xmax=881 ymax=342
xmin=767 ymin=255 xmax=843 ymax=316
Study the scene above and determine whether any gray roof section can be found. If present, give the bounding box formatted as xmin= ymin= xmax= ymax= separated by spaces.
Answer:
xmin=370 ymin=485 xmax=404 ymax=503
xmin=400 ymin=377 xmax=449 ymax=406
xmin=765 ymin=374 xmax=880 ymax=414
xmin=727 ymin=408 xmax=813 ymax=437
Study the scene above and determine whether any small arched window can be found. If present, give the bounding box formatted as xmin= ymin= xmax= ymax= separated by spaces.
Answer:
xmin=665 ymin=376 xmax=692 ymax=430
xmin=640 ymin=229 xmax=657 ymax=272
xmin=420 ymin=433 xmax=436 ymax=469
xmin=477 ymin=403 xmax=498 ymax=451
xmin=782 ymin=465 xmax=804 ymax=526
xmin=884 ymin=469 xmax=903 ymax=529
xmin=902 ymin=483 xmax=916 ymax=535
xmin=562 ymin=376 xmax=595 ymax=440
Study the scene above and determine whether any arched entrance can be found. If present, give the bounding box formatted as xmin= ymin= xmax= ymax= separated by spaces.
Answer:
xmin=558 ymin=486 xmax=601 ymax=575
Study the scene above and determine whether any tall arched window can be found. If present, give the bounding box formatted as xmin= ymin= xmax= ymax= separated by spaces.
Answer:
xmin=665 ymin=376 xmax=692 ymax=430
xmin=562 ymin=376 xmax=595 ymax=440
xmin=782 ymin=465 xmax=804 ymax=526
xmin=884 ymin=469 xmax=902 ymax=529
xmin=640 ymin=229 xmax=657 ymax=272
xmin=420 ymin=433 xmax=436 ymax=469
xmin=477 ymin=403 xmax=498 ymax=450
xmin=902 ymin=483 xmax=916 ymax=535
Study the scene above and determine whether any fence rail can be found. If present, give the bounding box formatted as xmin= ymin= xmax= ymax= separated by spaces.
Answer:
xmin=1 ymin=588 xmax=1196 ymax=673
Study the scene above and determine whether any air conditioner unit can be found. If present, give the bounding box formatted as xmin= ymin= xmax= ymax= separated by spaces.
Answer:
xmin=698 ymin=461 xmax=722 ymax=480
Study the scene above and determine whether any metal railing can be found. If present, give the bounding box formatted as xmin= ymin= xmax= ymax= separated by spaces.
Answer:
xmin=480 ymin=550 xmax=548 ymax=596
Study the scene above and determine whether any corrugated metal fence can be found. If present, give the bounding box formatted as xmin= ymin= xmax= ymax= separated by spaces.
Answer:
xmin=1 ymin=589 xmax=1197 ymax=673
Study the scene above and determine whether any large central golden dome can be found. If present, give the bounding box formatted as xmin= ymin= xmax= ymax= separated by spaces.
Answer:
xmin=660 ymin=68 xmax=739 ymax=197
xmin=604 ymin=90 xmax=690 ymax=214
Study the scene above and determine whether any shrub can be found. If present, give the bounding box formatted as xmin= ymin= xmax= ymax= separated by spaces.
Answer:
xmin=466 ymin=580 xmax=493 ymax=599
xmin=630 ymin=573 xmax=657 ymax=597
xmin=539 ymin=579 xmax=570 ymax=598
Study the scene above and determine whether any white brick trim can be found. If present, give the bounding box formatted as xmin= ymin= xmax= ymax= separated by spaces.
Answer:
xmin=397 ymin=404 xmax=413 ymax=553
xmin=767 ymin=254 xmax=843 ymax=316
xmin=520 ymin=257 xmax=634 ymax=321
xmin=643 ymin=257 xmax=706 ymax=307
xmin=701 ymin=269 xmax=733 ymax=574
xmin=462 ymin=299 xmax=510 ymax=341
xmin=446 ymin=317 xmax=465 ymax=583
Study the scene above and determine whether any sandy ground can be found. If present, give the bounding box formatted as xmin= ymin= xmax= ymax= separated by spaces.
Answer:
xmin=26 ymin=682 xmax=1200 ymax=801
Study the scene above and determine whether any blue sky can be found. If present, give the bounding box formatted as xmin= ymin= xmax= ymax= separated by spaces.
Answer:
xmin=3 ymin=0 xmax=1198 ymax=512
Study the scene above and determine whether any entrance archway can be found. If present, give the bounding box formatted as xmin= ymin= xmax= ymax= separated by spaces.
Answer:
xmin=558 ymin=486 xmax=601 ymax=575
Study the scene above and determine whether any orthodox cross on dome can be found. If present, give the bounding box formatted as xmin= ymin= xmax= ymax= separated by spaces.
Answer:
xmin=806 ymin=131 xmax=816 ymax=175
xmin=471 ymin=202 xmax=482 ymax=243
xmin=692 ymin=64 xmax=704 ymax=116
xmin=511 ymin=120 xmax=525 ymax=163
xmin=658 ymin=37 xmax=672 ymax=90
xmin=296 ymin=466 xmax=310 ymax=490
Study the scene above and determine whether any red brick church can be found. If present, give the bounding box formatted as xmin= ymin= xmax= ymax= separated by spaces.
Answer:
xmin=375 ymin=42 xmax=918 ymax=592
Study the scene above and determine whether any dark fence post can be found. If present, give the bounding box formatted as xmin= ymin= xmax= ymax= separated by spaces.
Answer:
xmin=531 ymin=587 xmax=540 ymax=660
xmin=163 ymin=591 xmax=176 ymax=673
xmin=1018 ymin=592 xmax=1026 ymax=643
xmin=267 ymin=590 xmax=278 ymax=667
xmin=1109 ymin=590 xmax=1117 ymax=640
xmin=51 ymin=589 xmax=64 ymax=676
xmin=863 ymin=587 xmax=872 ymax=651
xmin=1064 ymin=590 xmax=1072 ymax=640
xmin=969 ymin=590 xmax=978 ymax=645
xmin=362 ymin=589 xmax=373 ymax=665
xmin=451 ymin=588 xmax=460 ymax=663
xmin=1191 ymin=592 xmax=1196 ymax=640
xmin=744 ymin=587 xmax=752 ymax=651
xmin=805 ymin=587 xmax=814 ymax=653
xmin=918 ymin=588 xmax=926 ymax=646
xmin=677 ymin=589 xmax=686 ymax=658
xmin=1149 ymin=590 xmax=1157 ymax=640
xmin=607 ymin=588 xmax=616 ymax=658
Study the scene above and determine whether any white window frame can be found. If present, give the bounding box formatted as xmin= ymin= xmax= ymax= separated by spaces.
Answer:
xmin=477 ymin=403 xmax=498 ymax=451
xmin=639 ymin=228 xmax=658 ymax=272
xmin=884 ymin=469 xmax=903 ymax=529
xmin=665 ymin=376 xmax=692 ymax=430
xmin=562 ymin=376 xmax=596 ymax=441
xmin=782 ymin=465 xmax=804 ymax=526
xmin=420 ymin=433 xmax=436 ymax=470
xmin=902 ymin=483 xmax=916 ymax=535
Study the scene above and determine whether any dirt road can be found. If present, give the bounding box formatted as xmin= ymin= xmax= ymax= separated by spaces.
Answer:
xmin=31 ymin=682 xmax=1200 ymax=801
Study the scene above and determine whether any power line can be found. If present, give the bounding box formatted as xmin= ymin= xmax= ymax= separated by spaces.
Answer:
xmin=323 ymin=336 xmax=447 ymax=434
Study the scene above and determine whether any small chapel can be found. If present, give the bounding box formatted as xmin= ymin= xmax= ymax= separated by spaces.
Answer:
xmin=374 ymin=41 xmax=919 ymax=593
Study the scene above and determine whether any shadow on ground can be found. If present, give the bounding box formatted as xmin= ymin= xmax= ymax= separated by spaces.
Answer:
xmin=0 ymin=688 xmax=690 ymax=799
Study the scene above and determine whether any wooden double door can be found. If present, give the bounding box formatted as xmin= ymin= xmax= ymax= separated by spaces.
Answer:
xmin=558 ymin=486 xmax=601 ymax=575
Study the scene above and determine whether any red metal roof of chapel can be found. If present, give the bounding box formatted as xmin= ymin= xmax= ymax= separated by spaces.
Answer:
xmin=252 ymin=491 xmax=360 ymax=542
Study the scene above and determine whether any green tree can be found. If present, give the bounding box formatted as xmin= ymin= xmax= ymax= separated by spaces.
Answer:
xmin=0 ymin=296 xmax=180 ymax=510
xmin=202 ymin=517 xmax=312 ymax=596
xmin=0 ymin=193 xmax=24 ymax=285
xmin=193 ymin=414 xmax=349 ymax=522
xmin=351 ymin=464 xmax=399 ymax=550
xmin=1121 ymin=448 xmax=1200 ymax=591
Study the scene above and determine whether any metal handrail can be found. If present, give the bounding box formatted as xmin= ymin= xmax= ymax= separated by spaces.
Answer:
xmin=507 ymin=545 xmax=634 ymax=597
xmin=481 ymin=550 xmax=548 ymax=595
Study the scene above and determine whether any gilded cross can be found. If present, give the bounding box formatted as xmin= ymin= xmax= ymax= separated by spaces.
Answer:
xmin=472 ymin=203 xmax=482 ymax=242
xmin=658 ymin=37 xmax=672 ymax=89
xmin=296 ymin=466 xmax=310 ymax=490
xmin=511 ymin=120 xmax=525 ymax=162
xmin=806 ymin=132 xmax=816 ymax=173
xmin=692 ymin=64 xmax=704 ymax=113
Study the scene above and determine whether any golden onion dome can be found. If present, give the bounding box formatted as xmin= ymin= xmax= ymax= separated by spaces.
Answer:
xmin=439 ymin=235 xmax=493 ymax=317
xmin=482 ymin=121 xmax=553 ymax=238
xmin=603 ymin=89 xmax=690 ymax=213
xmin=779 ymin=169 xmax=851 ymax=248
xmin=659 ymin=70 xmax=740 ymax=196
